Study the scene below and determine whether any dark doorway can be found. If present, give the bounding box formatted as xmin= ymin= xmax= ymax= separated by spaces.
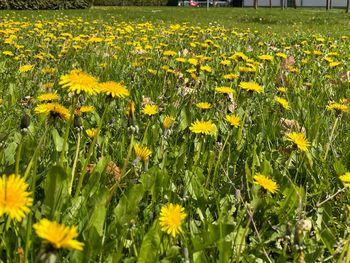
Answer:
xmin=231 ymin=0 xmax=243 ymax=7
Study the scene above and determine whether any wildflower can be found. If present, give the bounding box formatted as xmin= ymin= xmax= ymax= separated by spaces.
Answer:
xmin=19 ymin=65 xmax=34 ymax=73
xmin=147 ymin=69 xmax=157 ymax=75
xmin=326 ymin=103 xmax=348 ymax=113
xmin=79 ymin=106 xmax=95 ymax=113
xmin=239 ymin=82 xmax=264 ymax=93
xmin=239 ymin=66 xmax=256 ymax=73
xmin=3 ymin=51 xmax=14 ymax=56
xmin=220 ymin=60 xmax=231 ymax=66
xmin=339 ymin=172 xmax=350 ymax=187
xmin=37 ymin=93 xmax=60 ymax=102
xmin=225 ymin=114 xmax=241 ymax=127
xmin=175 ymin=57 xmax=186 ymax=63
xmin=159 ymin=203 xmax=187 ymax=238
xmin=34 ymin=103 xmax=70 ymax=121
xmin=223 ymin=73 xmax=239 ymax=80
xmin=86 ymin=128 xmax=98 ymax=138
xmin=329 ymin=61 xmax=341 ymax=68
xmin=189 ymin=120 xmax=217 ymax=135
xmin=163 ymin=50 xmax=177 ymax=56
xmin=258 ymin=54 xmax=273 ymax=61
xmin=200 ymin=65 xmax=212 ymax=73
xmin=277 ymin=87 xmax=287 ymax=93
xmin=33 ymin=219 xmax=84 ymax=251
xmin=196 ymin=102 xmax=211 ymax=109
xmin=134 ymin=144 xmax=152 ymax=161
xmin=59 ymin=69 xmax=99 ymax=95
xmin=276 ymin=52 xmax=287 ymax=58
xmin=98 ymin=81 xmax=129 ymax=98
xmin=215 ymin=86 xmax=235 ymax=94
xmin=142 ymin=104 xmax=158 ymax=116
xmin=163 ymin=115 xmax=176 ymax=129
xmin=286 ymin=132 xmax=310 ymax=152
xmin=253 ymin=174 xmax=279 ymax=194
xmin=188 ymin=58 xmax=198 ymax=66
xmin=0 ymin=174 xmax=33 ymax=221
xmin=275 ymin=96 xmax=290 ymax=110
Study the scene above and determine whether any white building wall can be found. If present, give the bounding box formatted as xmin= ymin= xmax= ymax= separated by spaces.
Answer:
xmin=302 ymin=0 xmax=345 ymax=6
xmin=243 ymin=0 xmax=347 ymax=7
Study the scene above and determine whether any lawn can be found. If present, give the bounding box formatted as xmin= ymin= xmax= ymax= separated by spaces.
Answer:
xmin=0 ymin=6 xmax=350 ymax=262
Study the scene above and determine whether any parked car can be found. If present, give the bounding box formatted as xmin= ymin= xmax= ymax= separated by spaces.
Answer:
xmin=178 ymin=0 xmax=224 ymax=6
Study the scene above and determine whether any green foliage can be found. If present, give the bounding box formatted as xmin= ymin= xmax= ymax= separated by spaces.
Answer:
xmin=93 ymin=0 xmax=168 ymax=6
xmin=0 ymin=0 xmax=93 ymax=10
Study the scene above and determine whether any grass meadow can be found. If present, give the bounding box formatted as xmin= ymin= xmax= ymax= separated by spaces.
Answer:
xmin=1 ymin=6 xmax=350 ymax=263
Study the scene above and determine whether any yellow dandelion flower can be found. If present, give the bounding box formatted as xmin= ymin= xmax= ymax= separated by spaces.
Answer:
xmin=329 ymin=61 xmax=341 ymax=68
xmin=134 ymin=144 xmax=152 ymax=161
xmin=276 ymin=52 xmax=287 ymax=58
xmin=240 ymin=82 xmax=264 ymax=93
xmin=98 ymin=81 xmax=129 ymax=98
xmin=86 ymin=128 xmax=98 ymax=138
xmin=277 ymin=87 xmax=287 ymax=93
xmin=159 ymin=203 xmax=187 ymax=238
xmin=163 ymin=115 xmax=176 ymax=129
xmin=19 ymin=65 xmax=34 ymax=73
xmin=339 ymin=172 xmax=350 ymax=187
xmin=163 ymin=50 xmax=177 ymax=56
xmin=0 ymin=174 xmax=33 ymax=221
xmin=215 ymin=86 xmax=235 ymax=94
xmin=220 ymin=60 xmax=231 ymax=66
xmin=239 ymin=66 xmax=256 ymax=73
xmin=34 ymin=103 xmax=70 ymax=120
xmin=286 ymin=132 xmax=310 ymax=152
xmin=175 ymin=57 xmax=186 ymax=63
xmin=200 ymin=65 xmax=212 ymax=73
xmin=33 ymin=219 xmax=84 ymax=251
xmin=3 ymin=51 xmax=14 ymax=56
xmin=188 ymin=58 xmax=198 ymax=66
xmin=79 ymin=106 xmax=95 ymax=113
xmin=196 ymin=102 xmax=212 ymax=109
xmin=148 ymin=69 xmax=157 ymax=75
xmin=189 ymin=120 xmax=217 ymax=135
xmin=253 ymin=174 xmax=279 ymax=194
xmin=223 ymin=73 xmax=239 ymax=80
xmin=37 ymin=93 xmax=60 ymax=102
xmin=142 ymin=104 xmax=158 ymax=116
xmin=275 ymin=96 xmax=290 ymax=110
xmin=326 ymin=103 xmax=349 ymax=113
xmin=225 ymin=114 xmax=241 ymax=128
xmin=59 ymin=69 xmax=99 ymax=95
xmin=258 ymin=54 xmax=273 ymax=61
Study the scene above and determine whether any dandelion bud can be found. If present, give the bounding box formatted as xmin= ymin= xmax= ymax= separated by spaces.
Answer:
xmin=20 ymin=113 xmax=30 ymax=131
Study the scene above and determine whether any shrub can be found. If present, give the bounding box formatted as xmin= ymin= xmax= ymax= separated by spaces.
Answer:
xmin=0 ymin=0 xmax=93 ymax=10
xmin=93 ymin=0 xmax=169 ymax=5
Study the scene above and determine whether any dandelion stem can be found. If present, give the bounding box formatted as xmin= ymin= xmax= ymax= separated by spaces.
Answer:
xmin=69 ymin=132 xmax=81 ymax=195
xmin=74 ymin=106 xmax=108 ymax=198
xmin=59 ymin=97 xmax=77 ymax=166
xmin=323 ymin=116 xmax=339 ymax=161
xmin=24 ymin=154 xmax=37 ymax=263
xmin=23 ymin=127 xmax=48 ymax=180
xmin=15 ymin=135 xmax=23 ymax=175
